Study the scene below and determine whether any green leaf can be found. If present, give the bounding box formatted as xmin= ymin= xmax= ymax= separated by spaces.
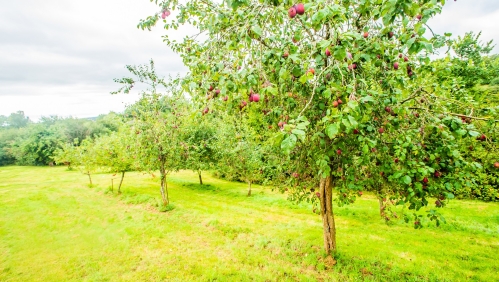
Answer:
xmin=291 ymin=129 xmax=306 ymax=142
xmin=402 ymin=175 xmax=412 ymax=185
xmin=281 ymin=134 xmax=297 ymax=154
xmin=325 ymin=123 xmax=339 ymax=139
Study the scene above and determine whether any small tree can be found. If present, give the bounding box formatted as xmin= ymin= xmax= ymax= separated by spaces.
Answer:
xmin=93 ymin=130 xmax=136 ymax=193
xmin=114 ymin=60 xmax=187 ymax=207
xmin=54 ymin=139 xmax=98 ymax=186
xmin=181 ymin=115 xmax=219 ymax=185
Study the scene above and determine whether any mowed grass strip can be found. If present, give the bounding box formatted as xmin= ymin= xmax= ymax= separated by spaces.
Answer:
xmin=0 ymin=166 xmax=498 ymax=281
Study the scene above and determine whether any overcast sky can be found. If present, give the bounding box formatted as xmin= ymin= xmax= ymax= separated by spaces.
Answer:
xmin=1 ymin=0 xmax=498 ymax=121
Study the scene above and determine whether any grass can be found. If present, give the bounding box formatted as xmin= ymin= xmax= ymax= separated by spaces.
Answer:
xmin=0 ymin=166 xmax=498 ymax=281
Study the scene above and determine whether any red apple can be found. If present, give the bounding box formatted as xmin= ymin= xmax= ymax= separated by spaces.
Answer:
xmin=353 ymin=129 xmax=359 ymax=134
xmin=283 ymin=52 xmax=289 ymax=58
xmin=252 ymin=94 xmax=260 ymax=102
xmin=337 ymin=99 xmax=343 ymax=104
xmin=363 ymin=31 xmax=369 ymax=38
xmin=394 ymin=62 xmax=399 ymax=70
xmin=494 ymin=162 xmax=499 ymax=168
xmin=332 ymin=101 xmax=339 ymax=108
xmin=325 ymin=48 xmax=331 ymax=57
xmin=222 ymin=96 xmax=228 ymax=101
xmin=378 ymin=128 xmax=385 ymax=134
xmin=336 ymin=149 xmax=342 ymax=155
xmin=423 ymin=177 xmax=428 ymax=184
xmin=295 ymin=3 xmax=305 ymax=15
xmin=288 ymin=7 xmax=297 ymax=18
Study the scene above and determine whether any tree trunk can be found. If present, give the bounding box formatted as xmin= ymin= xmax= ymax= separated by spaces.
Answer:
xmin=247 ymin=181 xmax=252 ymax=197
xmin=198 ymin=170 xmax=203 ymax=185
xmin=87 ymin=172 xmax=92 ymax=186
xmin=319 ymin=175 xmax=336 ymax=254
xmin=378 ymin=197 xmax=386 ymax=218
xmin=160 ymin=169 xmax=169 ymax=206
xmin=118 ymin=171 xmax=125 ymax=194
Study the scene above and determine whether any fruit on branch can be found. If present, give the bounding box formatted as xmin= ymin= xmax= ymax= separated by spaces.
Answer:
xmin=394 ymin=62 xmax=399 ymax=70
xmin=378 ymin=128 xmax=385 ymax=134
xmin=423 ymin=177 xmax=429 ymax=184
xmin=494 ymin=162 xmax=499 ymax=168
xmin=363 ymin=32 xmax=369 ymax=38
xmin=295 ymin=3 xmax=305 ymax=15
xmin=222 ymin=96 xmax=228 ymax=101
xmin=288 ymin=7 xmax=297 ymax=18
xmin=325 ymin=48 xmax=331 ymax=57
xmin=353 ymin=129 xmax=359 ymax=134
xmin=332 ymin=101 xmax=339 ymax=108
xmin=202 ymin=107 xmax=209 ymax=115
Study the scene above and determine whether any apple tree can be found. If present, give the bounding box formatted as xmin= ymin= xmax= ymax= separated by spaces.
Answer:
xmin=93 ymin=130 xmax=137 ymax=193
xmin=138 ymin=0 xmax=486 ymax=254
xmin=180 ymin=114 xmax=219 ymax=185
xmin=114 ymin=60 xmax=188 ymax=207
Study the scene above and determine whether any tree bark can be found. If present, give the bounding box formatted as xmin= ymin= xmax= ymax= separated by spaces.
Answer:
xmin=319 ymin=175 xmax=336 ymax=254
xmin=378 ymin=197 xmax=386 ymax=218
xmin=159 ymin=167 xmax=169 ymax=206
xmin=87 ymin=171 xmax=92 ymax=186
xmin=247 ymin=181 xmax=252 ymax=197
xmin=118 ymin=171 xmax=125 ymax=194
xmin=198 ymin=170 xmax=203 ymax=185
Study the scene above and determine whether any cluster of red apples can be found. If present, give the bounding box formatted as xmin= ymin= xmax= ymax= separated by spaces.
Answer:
xmin=288 ymin=3 xmax=305 ymax=18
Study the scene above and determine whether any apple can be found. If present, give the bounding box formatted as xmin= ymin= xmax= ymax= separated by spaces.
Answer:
xmin=337 ymin=99 xmax=343 ymax=104
xmin=215 ymin=89 xmax=220 ymax=96
xmin=202 ymin=107 xmax=209 ymax=115
xmin=394 ymin=158 xmax=399 ymax=163
xmin=378 ymin=128 xmax=385 ymax=134
xmin=240 ymin=101 xmax=247 ymax=109
xmin=336 ymin=149 xmax=342 ymax=155
xmin=363 ymin=31 xmax=369 ymax=38
xmin=399 ymin=54 xmax=403 ymax=58
xmin=347 ymin=52 xmax=353 ymax=59
xmin=371 ymin=148 xmax=377 ymax=152
xmin=283 ymin=52 xmax=289 ymax=58
xmin=209 ymin=85 xmax=214 ymax=91
xmin=288 ymin=7 xmax=297 ymax=18
xmin=423 ymin=177 xmax=429 ymax=184
xmin=494 ymin=162 xmax=499 ymax=168
xmin=332 ymin=101 xmax=339 ymax=108
xmin=353 ymin=129 xmax=359 ymax=134
xmin=308 ymin=68 xmax=315 ymax=75
xmin=316 ymin=192 xmax=320 ymax=198
xmin=348 ymin=64 xmax=357 ymax=70
xmin=222 ymin=96 xmax=228 ymax=101
xmin=394 ymin=62 xmax=399 ymax=70
xmin=434 ymin=171 xmax=441 ymax=178
xmin=292 ymin=172 xmax=299 ymax=178
xmin=161 ymin=10 xmax=171 ymax=19
xmin=416 ymin=14 xmax=422 ymax=20
xmin=404 ymin=56 xmax=409 ymax=62
xmin=388 ymin=31 xmax=394 ymax=38
xmin=385 ymin=106 xmax=392 ymax=113
xmin=252 ymin=94 xmax=260 ymax=102
xmin=295 ymin=3 xmax=305 ymax=15
xmin=325 ymin=48 xmax=331 ymax=57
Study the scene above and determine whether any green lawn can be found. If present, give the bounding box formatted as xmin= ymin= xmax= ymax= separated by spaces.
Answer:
xmin=0 ymin=166 xmax=498 ymax=281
